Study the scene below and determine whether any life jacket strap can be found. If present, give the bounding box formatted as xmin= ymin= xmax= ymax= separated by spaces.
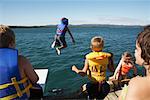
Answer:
xmin=11 ymin=77 xmax=23 ymax=97
xmin=1 ymin=83 xmax=32 ymax=100
xmin=0 ymin=77 xmax=32 ymax=100
xmin=0 ymin=77 xmax=28 ymax=89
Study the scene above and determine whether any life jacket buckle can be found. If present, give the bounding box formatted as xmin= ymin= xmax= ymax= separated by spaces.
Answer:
xmin=11 ymin=77 xmax=23 ymax=97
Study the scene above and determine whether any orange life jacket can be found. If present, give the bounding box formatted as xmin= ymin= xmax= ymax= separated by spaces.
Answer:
xmin=121 ymin=64 xmax=132 ymax=75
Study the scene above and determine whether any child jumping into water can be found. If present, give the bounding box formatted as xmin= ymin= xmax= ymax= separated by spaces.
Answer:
xmin=109 ymin=52 xmax=137 ymax=81
xmin=72 ymin=36 xmax=114 ymax=99
xmin=51 ymin=18 xmax=75 ymax=55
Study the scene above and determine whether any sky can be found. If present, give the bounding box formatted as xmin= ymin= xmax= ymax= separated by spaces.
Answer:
xmin=0 ymin=0 xmax=150 ymax=26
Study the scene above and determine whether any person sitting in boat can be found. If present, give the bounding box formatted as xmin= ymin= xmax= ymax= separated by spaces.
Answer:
xmin=109 ymin=52 xmax=137 ymax=81
xmin=119 ymin=25 xmax=150 ymax=100
xmin=72 ymin=36 xmax=114 ymax=99
xmin=51 ymin=17 xmax=75 ymax=55
xmin=0 ymin=25 xmax=42 ymax=99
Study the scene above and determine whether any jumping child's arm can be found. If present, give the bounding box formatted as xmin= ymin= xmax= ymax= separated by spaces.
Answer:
xmin=72 ymin=59 xmax=89 ymax=77
xmin=66 ymin=27 xmax=75 ymax=43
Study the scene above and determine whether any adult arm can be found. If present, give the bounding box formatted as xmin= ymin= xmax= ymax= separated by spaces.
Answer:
xmin=108 ymin=55 xmax=115 ymax=72
xmin=19 ymin=55 xmax=39 ymax=84
xmin=113 ymin=59 xmax=123 ymax=77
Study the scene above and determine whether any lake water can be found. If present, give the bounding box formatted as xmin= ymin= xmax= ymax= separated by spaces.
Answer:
xmin=13 ymin=25 xmax=144 ymax=96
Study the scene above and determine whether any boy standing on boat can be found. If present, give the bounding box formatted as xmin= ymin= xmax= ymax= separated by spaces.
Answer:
xmin=72 ymin=36 xmax=114 ymax=99
xmin=51 ymin=18 xmax=75 ymax=55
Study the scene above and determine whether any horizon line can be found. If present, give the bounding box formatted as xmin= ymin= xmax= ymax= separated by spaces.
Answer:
xmin=7 ymin=23 xmax=148 ymax=27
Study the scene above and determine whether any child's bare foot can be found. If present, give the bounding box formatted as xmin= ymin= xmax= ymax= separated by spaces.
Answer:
xmin=56 ymin=48 xmax=61 ymax=55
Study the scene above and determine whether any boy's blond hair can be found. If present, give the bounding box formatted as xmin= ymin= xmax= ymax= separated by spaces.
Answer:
xmin=0 ymin=25 xmax=15 ymax=47
xmin=91 ymin=36 xmax=104 ymax=52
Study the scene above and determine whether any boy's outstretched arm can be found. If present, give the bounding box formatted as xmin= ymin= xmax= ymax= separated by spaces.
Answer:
xmin=109 ymin=58 xmax=123 ymax=80
xmin=66 ymin=27 xmax=75 ymax=43
xmin=113 ymin=59 xmax=123 ymax=76
xmin=108 ymin=55 xmax=115 ymax=72
xmin=72 ymin=59 xmax=89 ymax=77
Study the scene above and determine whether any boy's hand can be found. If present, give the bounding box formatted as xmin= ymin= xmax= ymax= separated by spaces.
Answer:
xmin=72 ymin=65 xmax=77 ymax=72
xmin=109 ymin=75 xmax=117 ymax=81
xmin=72 ymin=39 xmax=75 ymax=44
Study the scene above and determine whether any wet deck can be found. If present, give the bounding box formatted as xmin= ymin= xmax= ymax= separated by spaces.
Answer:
xmin=43 ymin=80 xmax=124 ymax=100
xmin=35 ymin=69 xmax=129 ymax=99
xmin=104 ymin=90 xmax=121 ymax=100
xmin=43 ymin=90 xmax=122 ymax=100
xmin=44 ymin=80 xmax=128 ymax=99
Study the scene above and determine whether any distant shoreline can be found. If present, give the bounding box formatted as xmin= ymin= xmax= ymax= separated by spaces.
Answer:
xmin=9 ymin=25 xmax=52 ymax=28
xmin=9 ymin=24 xmax=144 ymax=28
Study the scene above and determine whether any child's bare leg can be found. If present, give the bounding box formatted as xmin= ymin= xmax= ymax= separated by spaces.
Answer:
xmin=58 ymin=45 xmax=67 ymax=50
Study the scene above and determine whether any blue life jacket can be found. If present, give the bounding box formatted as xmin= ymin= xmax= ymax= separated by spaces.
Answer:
xmin=0 ymin=48 xmax=32 ymax=100
xmin=56 ymin=18 xmax=68 ymax=36
xmin=56 ymin=24 xmax=66 ymax=36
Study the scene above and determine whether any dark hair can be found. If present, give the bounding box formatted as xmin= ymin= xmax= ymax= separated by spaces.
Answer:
xmin=144 ymin=25 xmax=150 ymax=31
xmin=137 ymin=25 xmax=150 ymax=65
xmin=61 ymin=18 xmax=68 ymax=25
xmin=0 ymin=25 xmax=15 ymax=47
xmin=123 ymin=52 xmax=132 ymax=58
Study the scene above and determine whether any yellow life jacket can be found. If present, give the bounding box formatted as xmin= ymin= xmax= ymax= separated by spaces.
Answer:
xmin=86 ymin=52 xmax=111 ymax=83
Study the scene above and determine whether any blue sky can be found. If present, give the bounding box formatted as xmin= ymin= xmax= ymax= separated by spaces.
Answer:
xmin=0 ymin=0 xmax=150 ymax=26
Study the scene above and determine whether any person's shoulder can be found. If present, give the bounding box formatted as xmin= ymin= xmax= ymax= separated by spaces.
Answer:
xmin=129 ymin=76 xmax=143 ymax=86
xmin=100 ymin=51 xmax=111 ymax=58
xmin=18 ymin=55 xmax=28 ymax=62
xmin=127 ymin=76 xmax=150 ymax=99
xmin=18 ymin=55 xmax=31 ymax=67
xmin=57 ymin=24 xmax=61 ymax=27
xmin=85 ymin=51 xmax=94 ymax=58
xmin=128 ymin=76 xmax=147 ymax=93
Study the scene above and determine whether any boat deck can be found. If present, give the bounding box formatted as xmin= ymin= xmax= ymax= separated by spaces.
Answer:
xmin=104 ymin=90 xmax=121 ymax=100
xmin=35 ymin=69 xmax=127 ymax=99
xmin=43 ymin=90 xmax=122 ymax=100
xmin=43 ymin=81 xmax=123 ymax=100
